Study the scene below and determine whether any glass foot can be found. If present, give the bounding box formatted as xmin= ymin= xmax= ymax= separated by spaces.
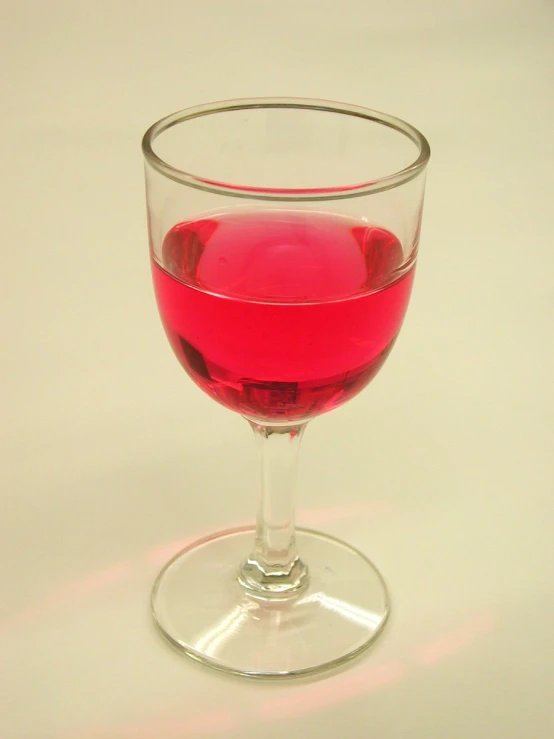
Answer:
xmin=152 ymin=526 xmax=390 ymax=678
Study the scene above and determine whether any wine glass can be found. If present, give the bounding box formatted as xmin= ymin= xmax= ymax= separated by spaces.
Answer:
xmin=142 ymin=98 xmax=430 ymax=678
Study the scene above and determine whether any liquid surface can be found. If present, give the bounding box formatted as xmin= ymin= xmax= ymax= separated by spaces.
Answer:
xmin=152 ymin=211 xmax=415 ymax=422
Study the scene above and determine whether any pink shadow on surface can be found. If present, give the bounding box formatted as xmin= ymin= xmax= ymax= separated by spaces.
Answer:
xmin=260 ymin=660 xmax=406 ymax=720
xmin=258 ymin=610 xmax=496 ymax=722
xmin=59 ymin=609 xmax=496 ymax=738
xmin=2 ymin=559 xmax=134 ymax=629
xmin=3 ymin=500 xmax=391 ymax=630
xmin=414 ymin=610 xmax=496 ymax=666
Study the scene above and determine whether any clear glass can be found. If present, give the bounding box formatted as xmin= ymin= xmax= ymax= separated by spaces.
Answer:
xmin=142 ymin=98 xmax=430 ymax=678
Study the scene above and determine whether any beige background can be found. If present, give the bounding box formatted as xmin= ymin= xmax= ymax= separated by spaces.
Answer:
xmin=2 ymin=1 xmax=553 ymax=737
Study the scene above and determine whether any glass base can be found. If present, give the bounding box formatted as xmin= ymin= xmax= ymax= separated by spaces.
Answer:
xmin=151 ymin=527 xmax=390 ymax=679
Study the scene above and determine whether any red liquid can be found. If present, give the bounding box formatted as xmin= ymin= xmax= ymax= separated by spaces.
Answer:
xmin=152 ymin=211 xmax=415 ymax=422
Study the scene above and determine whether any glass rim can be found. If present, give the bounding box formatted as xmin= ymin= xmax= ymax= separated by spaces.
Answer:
xmin=142 ymin=97 xmax=431 ymax=202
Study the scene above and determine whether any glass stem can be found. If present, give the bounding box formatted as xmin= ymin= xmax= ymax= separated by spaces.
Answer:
xmin=239 ymin=421 xmax=309 ymax=598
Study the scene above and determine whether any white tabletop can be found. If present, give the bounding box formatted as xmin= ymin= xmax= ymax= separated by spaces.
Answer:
xmin=2 ymin=1 xmax=553 ymax=737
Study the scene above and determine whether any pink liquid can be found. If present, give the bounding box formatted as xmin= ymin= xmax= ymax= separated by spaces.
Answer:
xmin=152 ymin=211 xmax=415 ymax=422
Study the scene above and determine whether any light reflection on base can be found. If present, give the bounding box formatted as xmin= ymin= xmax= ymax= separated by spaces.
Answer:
xmin=151 ymin=526 xmax=390 ymax=678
